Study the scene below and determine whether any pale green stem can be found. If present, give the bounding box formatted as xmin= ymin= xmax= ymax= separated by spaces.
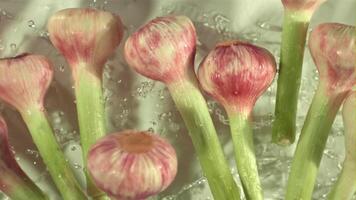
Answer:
xmin=0 ymin=162 xmax=48 ymax=200
xmin=167 ymin=72 xmax=241 ymax=200
xmin=328 ymin=92 xmax=356 ymax=200
xmin=328 ymin=160 xmax=356 ymax=200
xmin=227 ymin=111 xmax=262 ymax=200
xmin=74 ymin=65 xmax=109 ymax=200
xmin=21 ymin=107 xmax=86 ymax=200
xmin=285 ymin=83 xmax=348 ymax=200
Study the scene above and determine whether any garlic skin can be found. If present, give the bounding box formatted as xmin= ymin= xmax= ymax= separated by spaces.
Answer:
xmin=87 ymin=130 xmax=177 ymax=200
xmin=124 ymin=15 xmax=196 ymax=84
xmin=47 ymin=8 xmax=123 ymax=76
xmin=281 ymin=0 xmax=326 ymax=12
xmin=198 ymin=41 xmax=276 ymax=113
xmin=309 ymin=23 xmax=356 ymax=93
xmin=0 ymin=54 xmax=53 ymax=111
xmin=0 ymin=116 xmax=26 ymax=177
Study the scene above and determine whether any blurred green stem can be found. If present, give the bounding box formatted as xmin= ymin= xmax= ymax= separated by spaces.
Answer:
xmin=285 ymin=83 xmax=348 ymax=200
xmin=328 ymin=161 xmax=356 ymax=200
xmin=0 ymin=162 xmax=48 ymax=200
xmin=328 ymin=93 xmax=356 ymax=200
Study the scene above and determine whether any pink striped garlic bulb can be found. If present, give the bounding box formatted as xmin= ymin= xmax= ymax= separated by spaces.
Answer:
xmin=197 ymin=41 xmax=275 ymax=199
xmin=281 ymin=0 xmax=326 ymax=12
xmin=124 ymin=15 xmax=196 ymax=84
xmin=47 ymin=8 xmax=123 ymax=78
xmin=0 ymin=54 xmax=53 ymax=112
xmin=87 ymin=130 xmax=177 ymax=200
xmin=198 ymin=41 xmax=276 ymax=113
xmin=309 ymin=23 xmax=356 ymax=93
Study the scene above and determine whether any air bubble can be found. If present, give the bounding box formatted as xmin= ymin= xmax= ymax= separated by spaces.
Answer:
xmin=71 ymin=146 xmax=77 ymax=151
xmin=0 ymin=41 xmax=5 ymax=51
xmin=10 ymin=43 xmax=16 ymax=51
xmin=25 ymin=149 xmax=40 ymax=159
xmin=0 ymin=8 xmax=14 ymax=19
xmin=256 ymin=21 xmax=282 ymax=32
xmin=27 ymin=20 xmax=36 ymax=28
xmin=135 ymin=81 xmax=155 ymax=98
xmin=73 ymin=163 xmax=82 ymax=169
xmin=59 ymin=65 xmax=65 ymax=72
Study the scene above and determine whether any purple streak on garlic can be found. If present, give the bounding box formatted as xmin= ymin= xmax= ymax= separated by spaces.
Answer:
xmin=198 ymin=41 xmax=276 ymax=113
xmin=281 ymin=0 xmax=326 ymax=12
xmin=0 ymin=54 xmax=53 ymax=111
xmin=87 ymin=130 xmax=177 ymax=200
xmin=124 ymin=15 xmax=196 ymax=84
xmin=309 ymin=23 xmax=356 ymax=94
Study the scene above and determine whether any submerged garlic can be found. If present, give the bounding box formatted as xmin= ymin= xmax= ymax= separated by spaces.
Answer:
xmin=88 ymin=130 xmax=177 ymax=200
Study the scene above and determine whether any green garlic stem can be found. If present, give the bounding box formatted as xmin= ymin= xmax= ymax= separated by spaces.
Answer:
xmin=0 ymin=162 xmax=48 ymax=200
xmin=272 ymin=10 xmax=311 ymax=145
xmin=285 ymin=83 xmax=347 ymax=200
xmin=227 ymin=111 xmax=262 ymax=200
xmin=74 ymin=65 xmax=109 ymax=200
xmin=168 ymin=72 xmax=241 ymax=200
xmin=21 ymin=107 xmax=86 ymax=200
xmin=328 ymin=161 xmax=356 ymax=200
xmin=328 ymin=93 xmax=356 ymax=200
